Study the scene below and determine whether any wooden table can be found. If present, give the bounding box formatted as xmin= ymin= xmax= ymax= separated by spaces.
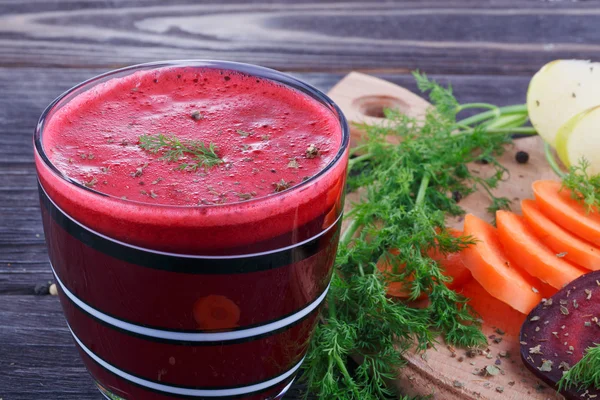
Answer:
xmin=1 ymin=1 xmax=598 ymax=398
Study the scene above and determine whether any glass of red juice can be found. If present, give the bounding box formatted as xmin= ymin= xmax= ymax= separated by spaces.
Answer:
xmin=34 ymin=61 xmax=349 ymax=400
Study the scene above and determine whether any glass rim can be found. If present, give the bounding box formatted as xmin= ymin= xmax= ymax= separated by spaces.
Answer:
xmin=34 ymin=59 xmax=350 ymax=209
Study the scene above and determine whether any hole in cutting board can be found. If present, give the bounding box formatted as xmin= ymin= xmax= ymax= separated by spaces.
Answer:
xmin=353 ymin=95 xmax=409 ymax=119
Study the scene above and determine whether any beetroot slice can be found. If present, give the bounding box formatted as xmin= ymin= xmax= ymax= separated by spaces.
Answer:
xmin=520 ymin=270 xmax=600 ymax=400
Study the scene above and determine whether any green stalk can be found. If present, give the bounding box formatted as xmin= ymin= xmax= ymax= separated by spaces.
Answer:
xmin=457 ymin=104 xmax=528 ymax=127
xmin=340 ymin=219 xmax=361 ymax=248
xmin=415 ymin=174 xmax=431 ymax=206
xmin=483 ymin=113 xmax=529 ymax=130
xmin=456 ymin=103 xmax=499 ymax=112
xmin=335 ymin=354 xmax=361 ymax=398
xmin=357 ymin=263 xmax=365 ymax=277
xmin=458 ymin=127 xmax=537 ymax=135
xmin=544 ymin=141 xmax=566 ymax=178
xmin=348 ymin=153 xmax=372 ymax=169
xmin=327 ymin=291 xmax=337 ymax=319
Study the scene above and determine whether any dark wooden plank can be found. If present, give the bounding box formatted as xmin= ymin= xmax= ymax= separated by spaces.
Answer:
xmin=0 ymin=296 xmax=315 ymax=399
xmin=0 ymin=270 xmax=55 ymax=295
xmin=0 ymin=1 xmax=598 ymax=74
xmin=0 ymin=296 xmax=102 ymax=398
xmin=0 ymin=251 xmax=49 ymax=267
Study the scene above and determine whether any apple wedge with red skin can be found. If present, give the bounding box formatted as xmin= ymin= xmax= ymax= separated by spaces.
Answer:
xmin=520 ymin=270 xmax=600 ymax=399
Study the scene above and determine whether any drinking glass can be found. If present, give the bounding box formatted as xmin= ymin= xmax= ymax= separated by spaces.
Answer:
xmin=34 ymin=61 xmax=349 ymax=400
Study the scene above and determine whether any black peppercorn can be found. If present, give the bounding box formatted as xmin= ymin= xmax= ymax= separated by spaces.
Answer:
xmin=33 ymin=283 xmax=50 ymax=295
xmin=452 ymin=191 xmax=463 ymax=203
xmin=516 ymin=151 xmax=529 ymax=164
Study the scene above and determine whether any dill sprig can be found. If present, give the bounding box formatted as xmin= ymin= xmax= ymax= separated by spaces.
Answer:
xmin=561 ymin=159 xmax=600 ymax=213
xmin=138 ymin=133 xmax=223 ymax=171
xmin=303 ymin=72 xmax=529 ymax=399
xmin=558 ymin=344 xmax=600 ymax=392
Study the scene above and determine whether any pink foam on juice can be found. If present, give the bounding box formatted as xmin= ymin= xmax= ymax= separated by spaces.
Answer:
xmin=36 ymin=66 xmax=347 ymax=254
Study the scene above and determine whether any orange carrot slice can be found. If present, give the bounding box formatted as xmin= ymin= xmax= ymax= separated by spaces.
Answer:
xmin=377 ymin=249 xmax=416 ymax=298
xmin=533 ymin=180 xmax=600 ymax=246
xmin=522 ymin=198 xmax=600 ymax=271
xmin=462 ymin=214 xmax=542 ymax=314
xmin=427 ymin=247 xmax=472 ymax=290
xmin=377 ymin=229 xmax=471 ymax=298
xmin=459 ymin=277 xmax=526 ymax=336
xmin=442 ymin=252 xmax=472 ymax=290
xmin=496 ymin=210 xmax=586 ymax=289
xmin=193 ymin=295 xmax=241 ymax=330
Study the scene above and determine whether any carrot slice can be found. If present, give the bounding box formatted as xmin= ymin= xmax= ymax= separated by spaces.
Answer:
xmin=377 ymin=229 xmax=472 ymax=298
xmin=193 ymin=295 xmax=241 ymax=330
xmin=427 ymin=229 xmax=472 ymax=290
xmin=522 ymin=198 xmax=600 ymax=271
xmin=533 ymin=180 xmax=600 ymax=246
xmin=427 ymin=247 xmax=472 ymax=290
xmin=496 ymin=210 xmax=586 ymax=289
xmin=459 ymin=277 xmax=526 ymax=336
xmin=377 ymin=249 xmax=416 ymax=298
xmin=441 ymin=252 xmax=472 ymax=289
xmin=462 ymin=214 xmax=542 ymax=314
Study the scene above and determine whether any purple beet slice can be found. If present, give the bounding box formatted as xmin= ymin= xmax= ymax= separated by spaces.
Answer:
xmin=520 ymin=270 xmax=600 ymax=399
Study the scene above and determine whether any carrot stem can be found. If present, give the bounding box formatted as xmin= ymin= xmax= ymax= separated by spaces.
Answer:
xmin=457 ymin=126 xmax=537 ymax=136
xmin=457 ymin=104 xmax=528 ymax=127
xmin=456 ymin=103 xmax=499 ymax=112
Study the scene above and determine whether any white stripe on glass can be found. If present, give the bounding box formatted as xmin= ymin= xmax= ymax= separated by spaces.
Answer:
xmin=51 ymin=263 xmax=329 ymax=342
xmin=99 ymin=392 xmax=114 ymax=400
xmin=39 ymin=181 xmax=342 ymax=260
xmin=69 ymin=324 xmax=303 ymax=397
xmin=274 ymin=378 xmax=295 ymax=398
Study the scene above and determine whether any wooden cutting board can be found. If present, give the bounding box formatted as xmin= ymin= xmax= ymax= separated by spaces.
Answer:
xmin=327 ymin=73 xmax=565 ymax=400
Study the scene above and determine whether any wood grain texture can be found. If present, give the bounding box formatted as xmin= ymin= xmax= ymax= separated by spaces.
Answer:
xmin=0 ymin=1 xmax=599 ymax=73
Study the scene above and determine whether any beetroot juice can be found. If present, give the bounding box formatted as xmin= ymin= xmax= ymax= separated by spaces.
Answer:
xmin=34 ymin=61 xmax=349 ymax=400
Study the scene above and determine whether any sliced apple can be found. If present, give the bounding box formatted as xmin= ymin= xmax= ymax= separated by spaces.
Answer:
xmin=555 ymin=105 xmax=600 ymax=174
xmin=527 ymin=59 xmax=600 ymax=146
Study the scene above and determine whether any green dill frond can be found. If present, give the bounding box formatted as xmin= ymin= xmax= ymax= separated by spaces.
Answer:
xmin=562 ymin=158 xmax=600 ymax=213
xmin=304 ymin=73 xmax=527 ymax=399
xmin=558 ymin=343 xmax=600 ymax=391
xmin=412 ymin=71 xmax=459 ymax=121
xmin=138 ymin=133 xmax=223 ymax=171
xmin=486 ymin=196 xmax=512 ymax=225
